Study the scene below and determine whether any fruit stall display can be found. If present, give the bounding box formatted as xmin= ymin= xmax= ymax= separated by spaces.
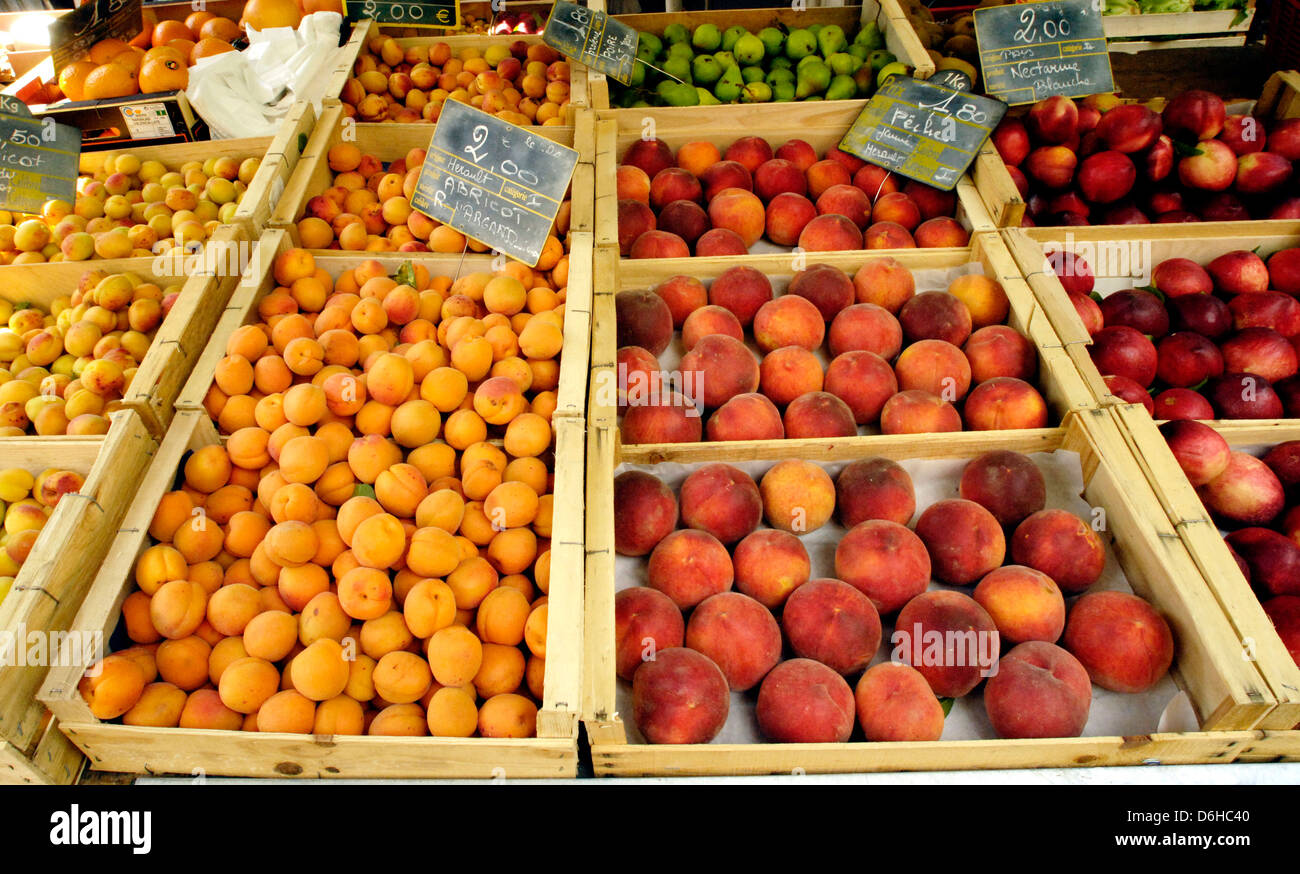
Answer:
xmin=36 ymin=230 xmax=585 ymax=778
xmin=592 ymin=234 xmax=1094 ymax=448
xmin=0 ymin=410 xmax=157 ymax=784
xmin=977 ymin=72 xmax=1300 ymax=230
xmin=1002 ymin=224 xmax=1300 ymax=422
xmin=327 ymin=19 xmax=590 ymax=126
xmin=594 ymin=2 xmax=931 ymax=111
xmin=599 ymin=103 xmax=995 ymax=265
xmin=582 ymin=408 xmax=1285 ymax=776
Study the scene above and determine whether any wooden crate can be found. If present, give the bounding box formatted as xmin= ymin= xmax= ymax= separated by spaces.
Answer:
xmin=323 ymin=20 xmax=592 ymax=111
xmin=1110 ymin=407 xmax=1300 ymax=732
xmin=37 ymin=407 xmax=581 ymax=778
xmin=267 ymin=102 xmax=592 ymax=260
xmin=977 ymin=70 xmax=1299 ymax=230
xmin=1103 ymin=4 xmax=1256 ymax=53
xmin=582 ymin=409 xmax=1277 ymax=776
xmin=0 ymin=410 xmax=158 ymax=783
xmin=588 ymin=230 xmax=1095 ymax=441
xmin=591 ymin=2 xmax=934 ymax=113
xmin=593 ymin=102 xmax=996 ymax=262
xmin=1000 ymin=223 xmax=1300 ymax=413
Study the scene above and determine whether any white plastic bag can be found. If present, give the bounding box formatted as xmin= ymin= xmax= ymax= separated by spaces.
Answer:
xmin=186 ymin=11 xmax=349 ymax=139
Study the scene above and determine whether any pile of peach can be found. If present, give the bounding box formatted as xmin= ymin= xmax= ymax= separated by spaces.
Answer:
xmin=340 ymin=36 xmax=574 ymax=127
xmin=0 ymin=467 xmax=86 ymax=604
xmin=0 ymin=152 xmax=261 ymax=265
xmin=1160 ymin=422 xmax=1300 ymax=667
xmin=617 ymin=135 xmax=970 ymax=258
xmin=1058 ymin=246 xmax=1300 ymax=420
xmin=296 ymin=143 xmax=572 ymax=274
xmin=0 ymin=271 xmax=182 ymax=436
xmin=615 ymin=452 xmax=1176 ymax=744
xmin=616 ymin=258 xmax=1050 ymax=444
xmin=78 ymin=248 xmax=567 ymax=738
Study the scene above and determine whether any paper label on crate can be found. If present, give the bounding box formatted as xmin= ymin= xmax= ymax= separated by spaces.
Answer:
xmin=342 ymin=0 xmax=459 ymax=29
xmin=48 ymin=0 xmax=143 ymax=75
xmin=410 ymin=99 xmax=578 ymax=268
xmin=0 ymin=108 xmax=81 ymax=215
xmin=121 ymin=103 xmax=176 ymax=140
xmin=839 ymin=76 xmax=1006 ymax=192
xmin=543 ymin=1 xmax=637 ymax=85
xmin=975 ymin=0 xmax=1114 ymax=105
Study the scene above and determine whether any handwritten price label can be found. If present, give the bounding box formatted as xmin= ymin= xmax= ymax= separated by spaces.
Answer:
xmin=0 ymin=108 xmax=81 ymax=214
xmin=975 ymin=0 xmax=1114 ymax=105
xmin=342 ymin=0 xmax=459 ymax=28
xmin=543 ymin=1 xmax=637 ymax=85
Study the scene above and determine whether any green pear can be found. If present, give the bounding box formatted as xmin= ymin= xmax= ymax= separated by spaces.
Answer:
xmin=696 ymin=86 xmax=721 ymax=105
xmin=773 ymin=80 xmax=796 ymax=102
xmin=714 ymin=64 xmax=745 ymax=102
xmin=734 ymin=33 xmax=765 ymax=65
xmin=740 ymin=81 xmax=773 ymax=103
xmin=664 ymin=23 xmax=689 ymax=45
xmin=636 ymin=32 xmax=662 ymax=62
xmin=713 ymin=50 xmax=737 ymax=69
xmin=692 ymin=54 xmax=722 ymax=85
xmin=741 ymin=65 xmax=765 ymax=84
xmin=848 ymin=44 xmax=871 ymax=63
xmin=807 ymin=24 xmax=823 ymax=37
xmin=656 ymin=79 xmax=699 ymax=106
xmin=769 ymin=55 xmax=792 ymax=71
xmin=795 ymin=59 xmax=830 ymax=98
xmin=692 ymin=23 xmax=722 ymax=52
xmin=828 ymin=52 xmax=861 ymax=76
xmin=785 ymin=28 xmax=816 ymax=59
xmin=877 ymin=61 xmax=908 ymax=88
xmin=721 ymin=26 xmax=747 ymax=52
xmin=759 ymin=27 xmax=785 ymax=57
xmin=662 ymin=55 xmax=693 ymax=84
xmin=826 ymin=74 xmax=857 ymax=101
xmin=765 ymin=67 xmax=795 ymax=87
xmin=853 ymin=64 xmax=875 ymax=96
xmin=667 ymin=41 xmax=695 ymax=61
xmin=868 ymin=49 xmax=896 ymax=72
xmin=817 ymin=24 xmax=846 ymax=57
xmin=854 ymin=21 xmax=883 ymax=50
xmin=629 ymin=60 xmax=647 ymax=88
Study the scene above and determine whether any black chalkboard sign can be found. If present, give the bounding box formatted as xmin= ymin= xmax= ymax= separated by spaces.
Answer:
xmin=411 ymin=99 xmax=578 ymax=267
xmin=48 ymin=0 xmax=143 ymax=75
xmin=839 ymin=76 xmax=1007 ymax=192
xmin=0 ymin=97 xmax=81 ymax=215
xmin=543 ymin=1 xmax=637 ymax=86
xmin=975 ymin=0 xmax=1114 ymax=106
xmin=342 ymin=0 xmax=459 ymax=29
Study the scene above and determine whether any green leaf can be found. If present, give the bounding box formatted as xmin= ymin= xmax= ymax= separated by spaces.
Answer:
xmin=1136 ymin=283 xmax=1164 ymax=302
xmin=392 ymin=261 xmax=418 ymax=288
xmin=353 ymin=483 xmax=376 ymax=499
xmin=1089 ymin=291 xmax=1105 ymax=304
xmin=1189 ymin=377 xmax=1208 ymax=392
xmin=1171 ymin=139 xmax=1203 ymax=158
xmin=939 ymin=697 xmax=955 ymax=717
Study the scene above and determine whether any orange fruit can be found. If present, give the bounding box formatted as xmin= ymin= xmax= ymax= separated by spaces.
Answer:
xmin=242 ymin=0 xmax=302 ymax=30
xmin=57 ymin=60 xmax=97 ymax=102
xmin=88 ymin=38 xmax=131 ymax=65
xmin=144 ymin=45 xmax=187 ymax=67
xmin=111 ymin=46 xmax=146 ymax=74
xmin=140 ymin=56 xmax=188 ymax=94
xmin=191 ymin=38 xmax=236 ymax=64
xmin=185 ymin=10 xmax=216 ymax=39
xmin=83 ymin=63 xmax=139 ymax=100
xmin=152 ymin=20 xmax=193 ymax=48
xmin=199 ymin=17 xmax=243 ymax=42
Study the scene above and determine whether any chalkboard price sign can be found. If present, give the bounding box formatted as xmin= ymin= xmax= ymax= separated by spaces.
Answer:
xmin=0 ymin=100 xmax=81 ymax=215
xmin=342 ymin=0 xmax=459 ymax=29
xmin=49 ymin=0 xmax=142 ymax=75
xmin=411 ymin=99 xmax=579 ymax=267
xmin=543 ymin=1 xmax=637 ymax=85
xmin=839 ymin=76 xmax=1007 ymax=192
xmin=974 ymin=0 xmax=1114 ymax=105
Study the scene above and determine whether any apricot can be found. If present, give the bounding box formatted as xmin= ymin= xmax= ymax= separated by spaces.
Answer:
xmin=290 ymin=638 xmax=351 ymax=701
xmin=218 ymin=656 xmax=280 ymax=714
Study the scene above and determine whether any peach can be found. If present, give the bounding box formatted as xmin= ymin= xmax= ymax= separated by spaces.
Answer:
xmin=797 ymin=213 xmax=862 ymax=252
xmin=613 ymin=471 xmax=678 ymax=557
xmin=974 ymin=565 xmax=1066 ymax=645
xmin=658 ymin=201 xmax=710 ymax=248
xmin=699 ymin=160 xmax=752 ymax=201
xmin=914 ymin=217 xmax=970 ymax=248
xmin=679 ymin=334 xmax=759 ymax=409
xmin=853 ymin=164 xmax=901 ymax=201
xmin=805 ymin=159 xmax=851 ymax=200
xmin=1228 ymin=528 xmax=1300 ymax=597
xmin=1262 ymin=596 xmax=1300 ymax=665
xmin=676 ymin=141 xmax=723 ymax=177
xmin=783 ymin=391 xmax=856 ymax=439
xmin=959 ymin=450 xmax=1046 ymax=527
xmin=765 ymin=192 xmax=817 ymax=247
xmin=685 ymin=591 xmax=781 ymax=691
xmin=755 ymin=658 xmax=855 ymax=743
xmin=816 ymin=184 xmax=872 ymax=229
xmin=870 ymin=192 xmax=920 ymax=231
xmin=623 ymin=138 xmax=675 ymax=180
xmin=787 ymin=265 xmax=853 ymax=323
xmin=775 ymin=139 xmax=817 ymax=172
xmin=653 ymin=275 xmax=708 ymax=327
xmin=732 ymin=529 xmax=810 ymax=609
xmin=629 ymin=230 xmax=691 ymax=259
xmin=895 ymin=339 xmax=972 ymax=401
xmin=754 ymin=158 xmax=807 ymax=201
xmin=835 ymin=520 xmax=931 ymax=615
xmin=759 ymin=459 xmax=835 ymax=533
xmin=724 ymin=137 xmax=774 ymax=173
xmin=895 ymin=590 xmax=999 ymax=698
xmin=617 ymin=199 xmax=656 ymax=256
xmin=707 ymin=189 xmax=765 ymax=248
xmin=963 ymin=377 xmax=1049 ymax=431
xmin=782 ymin=579 xmax=882 ymax=675
xmin=616 ymin=164 xmax=651 ymax=202
xmin=822 ymin=351 xmax=895 ymax=425
xmin=707 ymin=392 xmax=785 ymax=441
xmin=649 ymin=167 xmax=702 ymax=210
xmin=828 ymin=303 xmax=903 ymax=360
xmin=708 ymin=266 xmax=772 ymax=327
xmin=1063 ymin=591 xmax=1174 ymax=693
xmin=965 ymin=325 xmax=1037 ymax=383
xmin=632 ymin=647 xmax=729 ymax=744
xmin=1012 ymin=509 xmax=1106 ymax=594
xmin=679 ymin=463 xmax=763 ymax=545
xmin=621 ymin=392 xmax=703 ymax=445
xmin=984 ymin=641 xmax=1091 ymax=739
xmin=836 ymin=457 xmax=915 ymax=528
xmin=646 ymin=529 xmax=733 ymax=609
xmin=880 ymin=390 xmax=963 ymax=435
xmin=899 ymin=291 xmax=972 ymax=346
xmin=854 ymin=662 xmax=945 ymax=742
xmin=916 ymin=499 xmax=1006 ymax=586
xmin=864 ymin=221 xmax=916 ymax=250
xmin=615 ymin=289 xmax=673 ymax=356
xmin=614 ymin=586 xmax=685 ymax=682
xmin=752 ymin=295 xmax=824 ymax=353
xmin=682 ymin=305 xmax=744 ymax=351
xmin=853 ymin=257 xmax=915 ymax=313
xmin=695 ymin=228 xmax=748 ymax=257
